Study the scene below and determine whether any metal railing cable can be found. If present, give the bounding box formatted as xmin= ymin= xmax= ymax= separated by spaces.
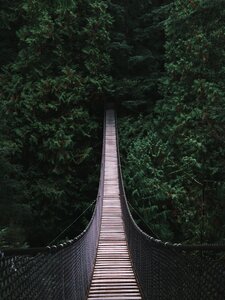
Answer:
xmin=115 ymin=112 xmax=225 ymax=300
xmin=0 ymin=114 xmax=106 ymax=300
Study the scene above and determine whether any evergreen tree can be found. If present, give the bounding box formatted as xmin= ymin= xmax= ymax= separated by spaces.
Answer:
xmin=119 ymin=0 xmax=225 ymax=243
xmin=157 ymin=0 xmax=225 ymax=242
xmin=1 ymin=0 xmax=225 ymax=247
xmin=0 ymin=0 xmax=20 ymax=67
xmin=109 ymin=0 xmax=166 ymax=112
xmin=0 ymin=0 xmax=112 ymax=246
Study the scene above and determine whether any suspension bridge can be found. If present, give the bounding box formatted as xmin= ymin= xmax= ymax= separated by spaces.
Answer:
xmin=1 ymin=106 xmax=225 ymax=299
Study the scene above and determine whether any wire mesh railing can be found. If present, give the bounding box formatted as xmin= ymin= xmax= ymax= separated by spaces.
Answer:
xmin=115 ymin=113 xmax=225 ymax=300
xmin=0 ymin=116 xmax=106 ymax=300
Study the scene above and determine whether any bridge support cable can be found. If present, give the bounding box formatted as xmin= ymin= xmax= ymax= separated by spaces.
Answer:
xmin=87 ymin=108 xmax=142 ymax=299
xmin=116 ymin=113 xmax=225 ymax=299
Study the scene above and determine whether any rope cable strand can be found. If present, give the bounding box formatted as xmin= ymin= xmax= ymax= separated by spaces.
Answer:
xmin=48 ymin=199 xmax=96 ymax=246
xmin=127 ymin=201 xmax=161 ymax=240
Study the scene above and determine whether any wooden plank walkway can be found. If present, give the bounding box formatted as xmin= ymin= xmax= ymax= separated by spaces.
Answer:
xmin=87 ymin=109 xmax=142 ymax=300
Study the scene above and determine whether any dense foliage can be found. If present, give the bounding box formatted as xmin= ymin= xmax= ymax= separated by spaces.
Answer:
xmin=0 ymin=0 xmax=224 ymax=247
xmin=119 ymin=0 xmax=225 ymax=244
xmin=0 ymin=0 xmax=111 ymax=247
xmin=109 ymin=0 xmax=167 ymax=112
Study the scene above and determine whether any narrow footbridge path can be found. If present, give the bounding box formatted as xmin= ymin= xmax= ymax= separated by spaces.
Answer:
xmin=88 ymin=109 xmax=142 ymax=299
xmin=1 ymin=106 xmax=225 ymax=300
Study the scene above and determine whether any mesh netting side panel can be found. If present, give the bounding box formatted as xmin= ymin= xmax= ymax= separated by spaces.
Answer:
xmin=0 ymin=135 xmax=104 ymax=300
xmin=0 ymin=110 xmax=106 ymax=300
xmin=122 ymin=206 xmax=225 ymax=300
xmin=0 ymin=205 xmax=102 ymax=300
xmin=115 ymin=111 xmax=225 ymax=300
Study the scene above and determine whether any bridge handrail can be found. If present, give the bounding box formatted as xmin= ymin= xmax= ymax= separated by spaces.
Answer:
xmin=1 ymin=113 xmax=107 ymax=256
xmin=0 ymin=112 xmax=106 ymax=300
xmin=115 ymin=111 xmax=225 ymax=300
xmin=115 ymin=113 xmax=225 ymax=251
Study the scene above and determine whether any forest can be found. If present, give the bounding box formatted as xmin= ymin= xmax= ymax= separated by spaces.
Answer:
xmin=0 ymin=0 xmax=225 ymax=248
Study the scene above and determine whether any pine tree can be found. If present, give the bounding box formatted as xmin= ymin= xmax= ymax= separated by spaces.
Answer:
xmin=109 ymin=0 xmax=167 ymax=112
xmin=0 ymin=0 xmax=112 ymax=246
xmin=0 ymin=0 xmax=20 ymax=67
xmin=119 ymin=0 xmax=225 ymax=243
xmin=157 ymin=0 xmax=225 ymax=242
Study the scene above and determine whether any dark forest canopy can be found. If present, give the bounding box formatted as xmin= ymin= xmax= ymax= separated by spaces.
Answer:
xmin=0 ymin=0 xmax=225 ymax=248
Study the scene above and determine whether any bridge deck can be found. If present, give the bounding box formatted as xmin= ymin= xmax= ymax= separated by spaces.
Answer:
xmin=87 ymin=109 xmax=142 ymax=300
